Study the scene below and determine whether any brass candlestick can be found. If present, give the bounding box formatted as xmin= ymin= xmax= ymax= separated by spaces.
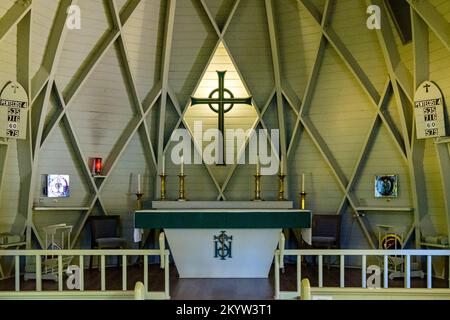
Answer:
xmin=136 ymin=192 xmax=144 ymax=210
xmin=278 ymin=174 xmax=286 ymax=201
xmin=253 ymin=173 xmax=262 ymax=201
xmin=300 ymin=192 xmax=307 ymax=209
xmin=159 ymin=174 xmax=167 ymax=200
xmin=177 ymin=174 xmax=187 ymax=201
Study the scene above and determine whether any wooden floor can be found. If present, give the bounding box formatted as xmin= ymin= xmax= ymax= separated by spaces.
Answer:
xmin=0 ymin=262 xmax=448 ymax=299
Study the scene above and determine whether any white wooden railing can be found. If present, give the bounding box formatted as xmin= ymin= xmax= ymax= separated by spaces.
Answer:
xmin=0 ymin=249 xmax=170 ymax=299
xmin=275 ymin=249 xmax=450 ymax=300
xmin=0 ymin=248 xmax=170 ymax=300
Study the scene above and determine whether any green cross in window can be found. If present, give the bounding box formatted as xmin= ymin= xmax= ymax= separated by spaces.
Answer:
xmin=190 ymin=71 xmax=252 ymax=165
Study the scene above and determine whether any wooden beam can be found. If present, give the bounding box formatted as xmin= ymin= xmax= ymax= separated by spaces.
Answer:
xmin=287 ymin=37 xmax=327 ymax=159
xmin=337 ymin=81 xmax=393 ymax=216
xmin=412 ymin=10 xmax=429 ymax=95
xmin=324 ymin=27 xmax=380 ymax=104
xmin=63 ymin=30 xmax=120 ymax=104
xmin=281 ymin=82 xmax=300 ymax=117
xmin=30 ymin=69 xmax=49 ymax=105
xmin=31 ymin=0 xmax=79 ymax=106
xmin=407 ymin=0 xmax=450 ymax=51
xmin=265 ymin=0 xmax=287 ymax=177
xmin=0 ymin=144 xmax=10 ymax=222
xmin=298 ymin=0 xmax=384 ymax=104
xmin=107 ymin=0 xmax=157 ymax=170
xmin=14 ymin=11 xmax=33 ymax=238
xmin=31 ymin=0 xmax=140 ymax=104
xmin=44 ymin=0 xmax=78 ymax=75
xmin=0 ymin=0 xmax=31 ymax=41
xmin=118 ymin=0 xmax=141 ymax=26
xmin=413 ymin=8 xmax=450 ymax=244
xmin=435 ymin=143 xmax=450 ymax=241
xmin=407 ymin=10 xmax=428 ymax=247
xmin=300 ymin=116 xmax=348 ymax=190
xmin=298 ymin=0 xmax=322 ymax=24
xmin=220 ymin=0 xmax=241 ymax=36
xmin=199 ymin=0 xmax=221 ymax=36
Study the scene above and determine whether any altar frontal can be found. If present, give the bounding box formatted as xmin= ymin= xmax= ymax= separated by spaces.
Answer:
xmin=135 ymin=201 xmax=311 ymax=278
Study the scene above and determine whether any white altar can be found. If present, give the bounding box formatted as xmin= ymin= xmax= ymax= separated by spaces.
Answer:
xmin=135 ymin=201 xmax=311 ymax=278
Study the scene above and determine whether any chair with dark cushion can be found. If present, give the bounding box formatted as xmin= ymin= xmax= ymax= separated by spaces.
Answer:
xmin=89 ymin=215 xmax=127 ymax=269
xmin=311 ymin=214 xmax=341 ymax=249
xmin=311 ymin=214 xmax=341 ymax=268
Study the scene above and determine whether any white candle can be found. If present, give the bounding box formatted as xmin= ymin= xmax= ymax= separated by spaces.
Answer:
xmin=302 ymin=173 xmax=305 ymax=193
xmin=162 ymin=154 xmax=165 ymax=175
xmin=137 ymin=174 xmax=141 ymax=193
xmin=181 ymin=155 xmax=184 ymax=175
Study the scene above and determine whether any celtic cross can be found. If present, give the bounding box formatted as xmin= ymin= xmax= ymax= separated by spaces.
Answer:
xmin=190 ymin=71 xmax=252 ymax=165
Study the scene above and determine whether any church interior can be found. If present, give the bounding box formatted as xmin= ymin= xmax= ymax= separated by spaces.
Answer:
xmin=0 ymin=0 xmax=449 ymax=301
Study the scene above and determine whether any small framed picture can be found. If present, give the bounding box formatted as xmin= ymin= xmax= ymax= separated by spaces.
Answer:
xmin=47 ymin=175 xmax=70 ymax=198
xmin=374 ymin=175 xmax=398 ymax=198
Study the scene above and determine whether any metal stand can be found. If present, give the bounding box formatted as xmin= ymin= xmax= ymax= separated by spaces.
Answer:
xmin=177 ymin=174 xmax=187 ymax=201
xmin=159 ymin=175 xmax=167 ymax=201
xmin=136 ymin=192 xmax=144 ymax=210
xmin=278 ymin=174 xmax=286 ymax=201
xmin=253 ymin=173 xmax=262 ymax=201
xmin=300 ymin=192 xmax=307 ymax=209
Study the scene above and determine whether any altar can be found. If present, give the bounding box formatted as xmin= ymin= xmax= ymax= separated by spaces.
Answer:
xmin=134 ymin=201 xmax=311 ymax=278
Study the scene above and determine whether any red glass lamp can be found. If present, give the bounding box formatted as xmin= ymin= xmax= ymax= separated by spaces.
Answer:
xmin=92 ymin=157 xmax=103 ymax=176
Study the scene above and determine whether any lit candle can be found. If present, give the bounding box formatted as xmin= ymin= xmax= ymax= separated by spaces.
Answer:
xmin=301 ymin=173 xmax=305 ymax=193
xmin=137 ymin=173 xmax=141 ymax=193
xmin=180 ymin=155 xmax=184 ymax=175
xmin=162 ymin=154 xmax=165 ymax=175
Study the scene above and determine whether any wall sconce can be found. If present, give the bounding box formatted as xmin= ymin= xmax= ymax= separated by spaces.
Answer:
xmin=92 ymin=157 xmax=103 ymax=176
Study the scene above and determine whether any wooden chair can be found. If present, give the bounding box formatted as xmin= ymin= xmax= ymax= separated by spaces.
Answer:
xmin=311 ymin=214 xmax=341 ymax=249
xmin=89 ymin=215 xmax=127 ymax=269
xmin=311 ymin=214 xmax=341 ymax=268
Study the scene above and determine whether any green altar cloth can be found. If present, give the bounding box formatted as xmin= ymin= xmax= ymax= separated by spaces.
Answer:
xmin=134 ymin=209 xmax=311 ymax=229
